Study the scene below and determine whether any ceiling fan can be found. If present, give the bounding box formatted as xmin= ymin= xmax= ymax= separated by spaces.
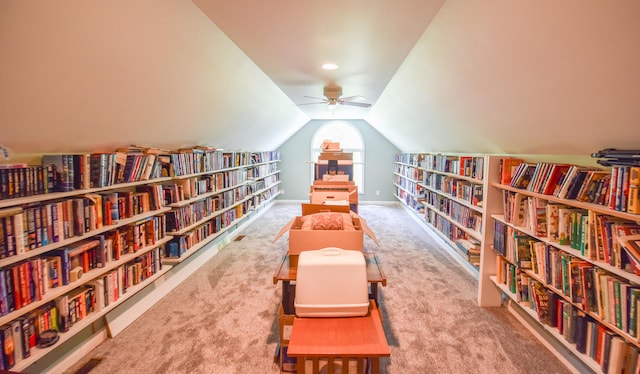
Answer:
xmin=299 ymin=84 xmax=372 ymax=108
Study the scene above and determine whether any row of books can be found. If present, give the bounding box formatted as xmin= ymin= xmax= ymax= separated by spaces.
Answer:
xmin=425 ymin=174 xmax=483 ymax=207
xmin=425 ymin=210 xmax=469 ymax=244
xmin=516 ymin=268 xmax=639 ymax=374
xmin=165 ymin=197 xmax=220 ymax=233
xmin=394 ymin=164 xmax=421 ymax=182
xmin=394 ymin=153 xmax=421 ymax=166
xmin=0 ymin=188 xmax=163 ymax=260
xmin=498 ymin=193 xmax=640 ymax=272
xmin=0 ymin=164 xmax=55 ymax=200
xmin=498 ymin=264 xmax=639 ymax=374
xmin=0 ymin=147 xmax=279 ymax=201
xmin=455 ymin=238 xmax=481 ymax=266
xmin=395 ymin=175 xmax=419 ymax=198
xmin=248 ymin=175 xmax=279 ymax=195
xmin=418 ymin=154 xmax=485 ymax=180
xmin=160 ymin=169 xmax=273 ymax=208
xmin=165 ymin=208 xmax=239 ymax=258
xmin=253 ymin=186 xmax=280 ymax=207
xmin=494 ymin=223 xmax=640 ymax=339
xmin=247 ymin=162 xmax=279 ymax=180
xmin=504 ymin=159 xmax=640 ymax=215
xmin=395 ymin=189 xmax=424 ymax=214
xmin=424 ymin=191 xmax=482 ymax=233
xmin=250 ymin=151 xmax=280 ymax=165
xmin=46 ymin=152 xmax=166 ymax=192
xmin=0 ymin=247 xmax=163 ymax=370
xmin=0 ymin=301 xmax=60 ymax=370
xmin=0 ymin=218 xmax=166 ymax=317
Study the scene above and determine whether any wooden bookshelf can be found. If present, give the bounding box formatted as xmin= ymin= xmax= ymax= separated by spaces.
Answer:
xmin=480 ymin=156 xmax=640 ymax=374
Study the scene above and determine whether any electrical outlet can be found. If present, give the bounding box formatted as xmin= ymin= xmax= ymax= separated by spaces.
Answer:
xmin=375 ymin=190 xmax=380 ymax=196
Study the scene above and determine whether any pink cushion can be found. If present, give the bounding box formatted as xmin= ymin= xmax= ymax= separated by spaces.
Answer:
xmin=300 ymin=212 xmax=356 ymax=231
xmin=311 ymin=212 xmax=344 ymax=230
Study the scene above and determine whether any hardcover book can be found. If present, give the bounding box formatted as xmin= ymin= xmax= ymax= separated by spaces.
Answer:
xmin=499 ymin=158 xmax=523 ymax=185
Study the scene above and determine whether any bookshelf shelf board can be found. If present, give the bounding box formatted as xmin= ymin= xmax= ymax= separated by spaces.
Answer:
xmin=250 ymin=159 xmax=281 ymax=167
xmin=491 ymin=213 xmax=640 ymax=286
xmin=248 ymin=170 xmax=281 ymax=182
xmin=492 ymin=182 xmax=640 ymax=223
xmin=421 ymin=201 xmax=482 ymax=241
xmin=393 ymin=194 xmax=424 ymax=210
xmin=421 ymin=183 xmax=484 ymax=214
xmin=167 ymin=195 xmax=254 ymax=236
xmin=422 ymin=215 xmax=479 ymax=266
xmin=0 ymin=236 xmax=171 ymax=327
xmin=520 ymin=267 xmax=640 ymax=349
xmin=252 ymin=181 xmax=282 ymax=196
xmin=163 ymin=194 xmax=278 ymax=265
xmin=162 ymin=230 xmax=225 ymax=265
xmin=418 ymin=168 xmax=484 ymax=184
xmin=0 ymin=177 xmax=174 ymax=209
xmin=0 ymin=207 xmax=171 ymax=268
xmin=261 ymin=191 xmax=281 ymax=204
xmin=489 ymin=276 xmax=604 ymax=374
xmin=170 ymin=165 xmax=249 ymax=180
xmin=393 ymin=161 xmax=416 ymax=168
xmin=393 ymin=183 xmax=418 ymax=199
xmin=165 ymin=181 xmax=250 ymax=208
xmin=393 ymin=172 xmax=420 ymax=184
xmin=10 ymin=264 xmax=172 ymax=373
xmin=162 ymin=216 xmax=246 ymax=265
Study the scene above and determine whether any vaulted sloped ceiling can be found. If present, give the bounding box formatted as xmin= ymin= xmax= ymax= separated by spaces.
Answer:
xmin=0 ymin=1 xmax=308 ymax=155
xmin=367 ymin=1 xmax=640 ymax=155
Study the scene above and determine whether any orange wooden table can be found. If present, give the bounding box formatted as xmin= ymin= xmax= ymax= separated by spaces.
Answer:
xmin=287 ymin=301 xmax=390 ymax=374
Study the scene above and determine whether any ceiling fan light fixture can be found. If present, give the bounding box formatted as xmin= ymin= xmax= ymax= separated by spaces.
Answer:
xmin=321 ymin=63 xmax=339 ymax=70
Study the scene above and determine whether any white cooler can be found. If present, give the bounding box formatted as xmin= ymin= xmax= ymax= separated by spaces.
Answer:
xmin=294 ymin=247 xmax=369 ymax=317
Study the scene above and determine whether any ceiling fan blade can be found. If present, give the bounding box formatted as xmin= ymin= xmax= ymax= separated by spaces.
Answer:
xmin=339 ymin=101 xmax=372 ymax=108
xmin=303 ymin=96 xmax=328 ymax=101
xmin=296 ymin=101 xmax=328 ymax=106
xmin=339 ymin=95 xmax=367 ymax=102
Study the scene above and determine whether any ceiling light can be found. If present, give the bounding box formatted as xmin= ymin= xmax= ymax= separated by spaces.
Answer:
xmin=322 ymin=63 xmax=338 ymax=70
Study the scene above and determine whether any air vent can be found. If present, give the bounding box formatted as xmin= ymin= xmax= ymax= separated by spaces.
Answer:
xmin=74 ymin=357 xmax=104 ymax=374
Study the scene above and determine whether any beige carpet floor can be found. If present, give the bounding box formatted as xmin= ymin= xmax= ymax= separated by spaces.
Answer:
xmin=64 ymin=202 xmax=572 ymax=374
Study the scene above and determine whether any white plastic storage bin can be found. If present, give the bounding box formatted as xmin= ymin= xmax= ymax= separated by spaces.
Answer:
xmin=294 ymin=247 xmax=369 ymax=317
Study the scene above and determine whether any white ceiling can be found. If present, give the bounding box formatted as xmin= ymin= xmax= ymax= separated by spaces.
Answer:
xmin=193 ymin=0 xmax=640 ymax=155
xmin=194 ymin=0 xmax=445 ymax=120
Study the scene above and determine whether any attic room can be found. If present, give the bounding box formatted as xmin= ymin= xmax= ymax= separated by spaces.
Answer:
xmin=1 ymin=1 xmax=639 ymax=374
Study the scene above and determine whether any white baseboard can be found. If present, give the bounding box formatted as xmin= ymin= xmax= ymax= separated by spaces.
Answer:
xmin=45 ymin=328 xmax=109 ymax=374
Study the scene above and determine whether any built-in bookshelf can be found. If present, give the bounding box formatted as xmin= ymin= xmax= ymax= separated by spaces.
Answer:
xmin=0 ymin=147 xmax=280 ymax=372
xmin=479 ymin=156 xmax=640 ymax=374
xmin=394 ymin=153 xmax=496 ymax=272
xmin=161 ymin=151 xmax=281 ymax=265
